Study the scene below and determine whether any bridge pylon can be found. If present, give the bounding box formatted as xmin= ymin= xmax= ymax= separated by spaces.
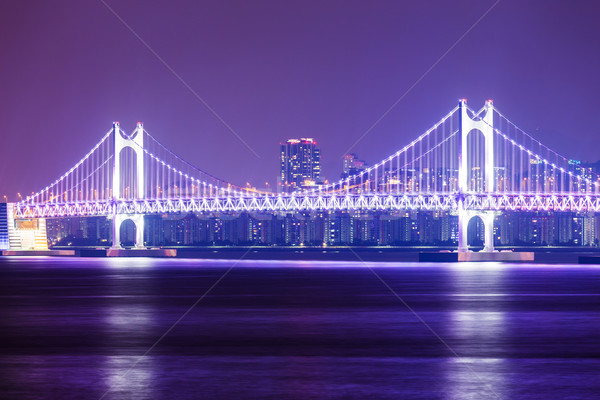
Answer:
xmin=111 ymin=122 xmax=145 ymax=249
xmin=457 ymin=99 xmax=495 ymax=252
xmin=458 ymin=99 xmax=494 ymax=193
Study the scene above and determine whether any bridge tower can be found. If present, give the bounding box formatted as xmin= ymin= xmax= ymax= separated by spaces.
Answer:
xmin=457 ymin=99 xmax=496 ymax=252
xmin=111 ymin=122 xmax=145 ymax=248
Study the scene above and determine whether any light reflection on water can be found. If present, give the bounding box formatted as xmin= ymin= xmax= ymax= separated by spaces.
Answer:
xmin=446 ymin=310 xmax=507 ymax=399
xmin=0 ymin=257 xmax=599 ymax=399
xmin=444 ymin=357 xmax=507 ymax=400
xmin=102 ymin=355 xmax=155 ymax=400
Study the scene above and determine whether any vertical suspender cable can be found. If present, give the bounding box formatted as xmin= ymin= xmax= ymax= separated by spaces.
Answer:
xmin=419 ymin=137 xmax=422 ymax=193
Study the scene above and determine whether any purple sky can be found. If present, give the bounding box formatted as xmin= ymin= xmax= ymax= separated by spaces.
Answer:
xmin=1 ymin=1 xmax=600 ymax=200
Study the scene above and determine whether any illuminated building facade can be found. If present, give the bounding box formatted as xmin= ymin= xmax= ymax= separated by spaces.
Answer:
xmin=280 ymin=138 xmax=321 ymax=192
xmin=0 ymin=203 xmax=8 ymax=250
xmin=342 ymin=153 xmax=367 ymax=179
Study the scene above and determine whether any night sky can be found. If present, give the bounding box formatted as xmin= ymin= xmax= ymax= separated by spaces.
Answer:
xmin=1 ymin=1 xmax=599 ymax=200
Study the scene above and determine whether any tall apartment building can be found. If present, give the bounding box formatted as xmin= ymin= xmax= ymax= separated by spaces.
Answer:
xmin=280 ymin=138 xmax=321 ymax=192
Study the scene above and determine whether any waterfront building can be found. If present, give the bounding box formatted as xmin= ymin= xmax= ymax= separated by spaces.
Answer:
xmin=0 ymin=203 xmax=8 ymax=250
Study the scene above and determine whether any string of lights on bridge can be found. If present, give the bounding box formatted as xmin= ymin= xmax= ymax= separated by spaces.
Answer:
xmin=15 ymin=100 xmax=600 ymax=219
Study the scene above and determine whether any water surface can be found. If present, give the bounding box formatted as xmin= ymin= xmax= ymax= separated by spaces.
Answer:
xmin=0 ymin=257 xmax=598 ymax=399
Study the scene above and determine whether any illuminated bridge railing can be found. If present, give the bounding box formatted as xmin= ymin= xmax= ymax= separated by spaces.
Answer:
xmin=466 ymin=193 xmax=600 ymax=212
xmin=14 ymin=194 xmax=458 ymax=218
xmin=14 ymin=192 xmax=600 ymax=219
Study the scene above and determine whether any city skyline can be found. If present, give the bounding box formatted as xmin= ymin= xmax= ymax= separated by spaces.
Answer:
xmin=43 ymin=210 xmax=599 ymax=249
xmin=2 ymin=1 xmax=600 ymax=200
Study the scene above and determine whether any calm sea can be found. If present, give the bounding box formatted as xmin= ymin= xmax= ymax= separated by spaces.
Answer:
xmin=0 ymin=257 xmax=598 ymax=399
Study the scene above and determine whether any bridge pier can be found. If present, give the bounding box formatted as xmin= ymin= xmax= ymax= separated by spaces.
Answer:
xmin=458 ymin=210 xmax=496 ymax=253
xmin=112 ymin=214 xmax=144 ymax=249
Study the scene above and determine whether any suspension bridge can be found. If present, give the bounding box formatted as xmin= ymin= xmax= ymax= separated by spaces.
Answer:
xmin=7 ymin=99 xmax=600 ymax=252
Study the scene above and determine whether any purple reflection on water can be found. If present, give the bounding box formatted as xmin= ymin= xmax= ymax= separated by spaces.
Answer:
xmin=0 ymin=257 xmax=599 ymax=399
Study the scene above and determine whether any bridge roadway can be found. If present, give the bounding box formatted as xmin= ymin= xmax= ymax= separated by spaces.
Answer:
xmin=14 ymin=192 xmax=600 ymax=218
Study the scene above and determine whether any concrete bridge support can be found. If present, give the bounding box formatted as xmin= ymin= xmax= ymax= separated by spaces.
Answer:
xmin=111 ymin=121 xmax=145 ymax=249
xmin=458 ymin=210 xmax=496 ymax=253
xmin=458 ymin=99 xmax=494 ymax=193
xmin=457 ymin=99 xmax=496 ymax=253
xmin=112 ymin=214 xmax=144 ymax=249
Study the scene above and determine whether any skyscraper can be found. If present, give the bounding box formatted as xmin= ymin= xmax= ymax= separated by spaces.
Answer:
xmin=341 ymin=153 xmax=367 ymax=179
xmin=280 ymin=138 xmax=321 ymax=192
